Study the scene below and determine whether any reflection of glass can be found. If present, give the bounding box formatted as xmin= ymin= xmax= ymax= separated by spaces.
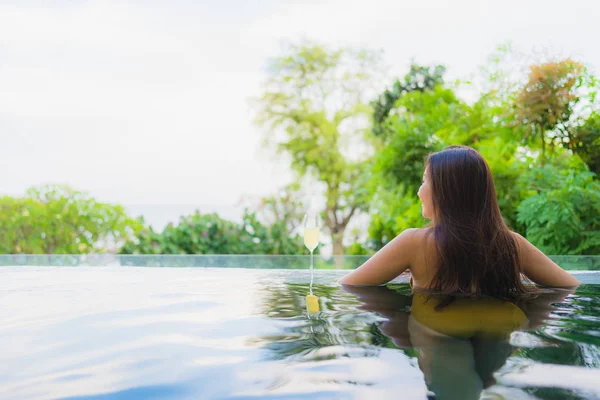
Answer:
xmin=303 ymin=212 xmax=321 ymax=295
xmin=306 ymin=292 xmax=319 ymax=314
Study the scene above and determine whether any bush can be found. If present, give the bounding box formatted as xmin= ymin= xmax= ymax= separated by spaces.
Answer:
xmin=120 ymin=210 xmax=308 ymax=255
xmin=0 ymin=185 xmax=141 ymax=254
xmin=517 ymin=165 xmax=600 ymax=255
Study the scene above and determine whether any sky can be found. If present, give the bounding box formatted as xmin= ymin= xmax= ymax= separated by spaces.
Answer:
xmin=1 ymin=0 xmax=599 ymax=228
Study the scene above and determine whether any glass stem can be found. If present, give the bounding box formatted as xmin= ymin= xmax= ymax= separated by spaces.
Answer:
xmin=309 ymin=250 xmax=314 ymax=295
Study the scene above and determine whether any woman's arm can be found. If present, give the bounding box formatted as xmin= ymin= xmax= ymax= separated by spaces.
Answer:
xmin=339 ymin=228 xmax=417 ymax=286
xmin=512 ymin=232 xmax=579 ymax=287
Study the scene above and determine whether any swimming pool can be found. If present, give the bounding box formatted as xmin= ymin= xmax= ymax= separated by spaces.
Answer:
xmin=1 ymin=260 xmax=599 ymax=399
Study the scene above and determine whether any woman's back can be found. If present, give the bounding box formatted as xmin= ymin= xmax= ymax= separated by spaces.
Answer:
xmin=406 ymin=228 xmax=439 ymax=289
xmin=406 ymin=228 xmax=577 ymax=290
xmin=340 ymin=225 xmax=578 ymax=289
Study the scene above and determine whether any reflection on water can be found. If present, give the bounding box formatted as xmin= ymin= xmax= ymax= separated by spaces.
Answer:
xmin=0 ymin=267 xmax=599 ymax=399
xmin=255 ymin=277 xmax=600 ymax=400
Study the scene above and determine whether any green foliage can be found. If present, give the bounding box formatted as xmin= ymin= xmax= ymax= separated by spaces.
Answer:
xmin=371 ymin=64 xmax=446 ymax=137
xmin=517 ymin=164 xmax=600 ymax=255
xmin=373 ymin=87 xmax=466 ymax=192
xmin=121 ymin=210 xmax=307 ymax=255
xmin=512 ymin=60 xmax=584 ymax=162
xmin=568 ymin=112 xmax=600 ymax=174
xmin=345 ymin=242 xmax=371 ymax=256
xmin=0 ymin=185 xmax=141 ymax=254
xmin=242 ymin=211 xmax=309 ymax=255
xmin=368 ymin=189 xmax=426 ymax=248
xmin=252 ymin=40 xmax=382 ymax=255
xmin=255 ymin=183 xmax=305 ymax=232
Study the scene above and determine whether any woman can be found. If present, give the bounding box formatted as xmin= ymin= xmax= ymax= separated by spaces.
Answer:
xmin=339 ymin=145 xmax=578 ymax=399
xmin=340 ymin=145 xmax=578 ymax=290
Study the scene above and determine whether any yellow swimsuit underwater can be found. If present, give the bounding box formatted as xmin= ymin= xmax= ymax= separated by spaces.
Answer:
xmin=409 ymin=277 xmax=527 ymax=339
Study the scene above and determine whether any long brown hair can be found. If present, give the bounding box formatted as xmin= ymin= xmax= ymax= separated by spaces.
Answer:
xmin=425 ymin=145 xmax=528 ymax=300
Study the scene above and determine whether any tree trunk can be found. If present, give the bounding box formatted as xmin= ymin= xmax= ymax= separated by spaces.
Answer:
xmin=325 ymin=205 xmax=356 ymax=267
xmin=541 ymin=128 xmax=546 ymax=166
xmin=332 ymin=234 xmax=344 ymax=256
xmin=331 ymin=227 xmax=346 ymax=268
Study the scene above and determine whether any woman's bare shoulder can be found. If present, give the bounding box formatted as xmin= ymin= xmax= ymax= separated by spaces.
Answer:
xmin=398 ymin=227 xmax=429 ymax=238
xmin=393 ymin=227 xmax=433 ymax=253
xmin=409 ymin=227 xmax=435 ymax=247
xmin=406 ymin=228 xmax=435 ymax=258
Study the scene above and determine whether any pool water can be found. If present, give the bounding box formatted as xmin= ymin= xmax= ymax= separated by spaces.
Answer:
xmin=1 ymin=267 xmax=599 ymax=399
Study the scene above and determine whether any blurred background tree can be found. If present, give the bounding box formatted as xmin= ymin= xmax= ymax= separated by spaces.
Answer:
xmin=0 ymin=185 xmax=142 ymax=254
xmin=567 ymin=111 xmax=600 ymax=174
xmin=371 ymin=64 xmax=446 ymax=138
xmin=253 ymin=183 xmax=306 ymax=233
xmin=252 ymin=40 xmax=382 ymax=256
xmin=512 ymin=60 xmax=584 ymax=164
xmin=516 ymin=156 xmax=600 ymax=255
xmin=119 ymin=209 xmax=307 ymax=255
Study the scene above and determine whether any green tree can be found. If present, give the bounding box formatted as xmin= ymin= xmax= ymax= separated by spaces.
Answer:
xmin=516 ymin=160 xmax=600 ymax=255
xmin=568 ymin=112 xmax=600 ymax=174
xmin=253 ymin=41 xmax=381 ymax=255
xmin=0 ymin=185 xmax=141 ymax=254
xmin=254 ymin=183 xmax=305 ymax=233
xmin=512 ymin=60 xmax=584 ymax=164
xmin=371 ymin=63 xmax=446 ymax=138
xmin=241 ymin=210 xmax=308 ymax=255
xmin=121 ymin=212 xmax=240 ymax=254
xmin=120 ymin=210 xmax=306 ymax=255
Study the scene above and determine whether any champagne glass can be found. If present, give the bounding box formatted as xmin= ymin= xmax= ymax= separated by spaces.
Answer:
xmin=303 ymin=212 xmax=321 ymax=295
